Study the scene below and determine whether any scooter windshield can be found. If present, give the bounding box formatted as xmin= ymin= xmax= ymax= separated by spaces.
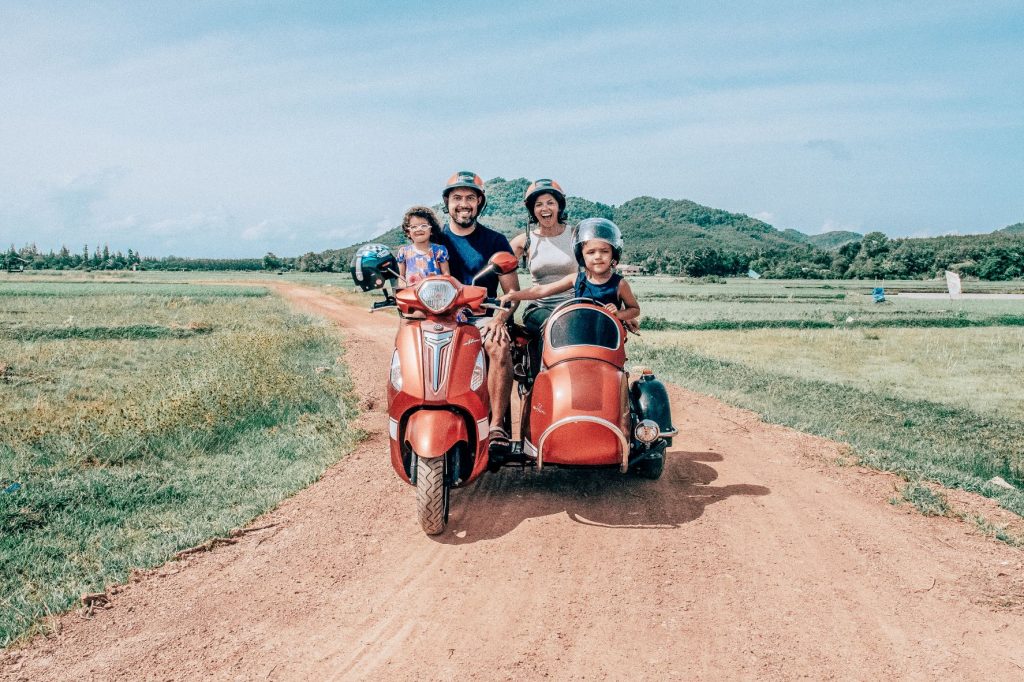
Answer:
xmin=547 ymin=307 xmax=620 ymax=351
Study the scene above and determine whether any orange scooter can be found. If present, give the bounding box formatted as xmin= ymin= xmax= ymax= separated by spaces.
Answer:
xmin=355 ymin=249 xmax=519 ymax=535
xmin=505 ymin=298 xmax=676 ymax=477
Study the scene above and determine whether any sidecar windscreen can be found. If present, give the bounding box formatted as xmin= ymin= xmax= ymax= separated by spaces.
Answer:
xmin=548 ymin=308 xmax=620 ymax=350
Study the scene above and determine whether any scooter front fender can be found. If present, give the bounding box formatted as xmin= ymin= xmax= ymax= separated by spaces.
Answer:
xmin=404 ymin=410 xmax=468 ymax=459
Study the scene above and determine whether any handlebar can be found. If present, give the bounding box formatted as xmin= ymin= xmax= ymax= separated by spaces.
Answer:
xmin=480 ymin=297 xmax=509 ymax=311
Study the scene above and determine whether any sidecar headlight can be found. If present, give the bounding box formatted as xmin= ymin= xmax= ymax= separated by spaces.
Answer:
xmin=390 ymin=349 xmax=402 ymax=390
xmin=417 ymin=280 xmax=458 ymax=313
xmin=470 ymin=349 xmax=486 ymax=390
xmin=635 ymin=419 xmax=660 ymax=443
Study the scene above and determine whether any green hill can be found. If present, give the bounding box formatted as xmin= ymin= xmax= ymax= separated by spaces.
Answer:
xmin=327 ymin=178 xmax=805 ymax=263
xmin=298 ymin=178 xmax=1021 ymax=280
xmin=612 ymin=196 xmax=806 ymax=261
xmin=807 ymin=231 xmax=863 ymax=250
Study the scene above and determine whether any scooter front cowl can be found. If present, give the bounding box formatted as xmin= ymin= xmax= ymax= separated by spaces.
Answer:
xmin=404 ymin=409 xmax=468 ymax=459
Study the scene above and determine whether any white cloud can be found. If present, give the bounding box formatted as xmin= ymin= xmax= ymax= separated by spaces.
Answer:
xmin=1 ymin=2 xmax=1020 ymax=256
xmin=145 ymin=210 xmax=236 ymax=237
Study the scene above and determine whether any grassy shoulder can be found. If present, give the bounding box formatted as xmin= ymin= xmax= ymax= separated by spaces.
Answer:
xmin=628 ymin=342 xmax=1024 ymax=519
xmin=0 ymin=284 xmax=360 ymax=647
xmin=639 ymin=327 xmax=1024 ymax=421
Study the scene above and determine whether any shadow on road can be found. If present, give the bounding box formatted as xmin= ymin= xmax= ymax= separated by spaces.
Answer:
xmin=434 ymin=449 xmax=769 ymax=544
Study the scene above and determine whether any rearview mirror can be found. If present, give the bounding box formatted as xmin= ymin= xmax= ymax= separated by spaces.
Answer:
xmin=489 ymin=251 xmax=519 ymax=275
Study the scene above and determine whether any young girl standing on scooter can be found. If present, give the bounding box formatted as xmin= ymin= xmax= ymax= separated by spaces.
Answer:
xmin=396 ymin=205 xmax=450 ymax=285
xmin=500 ymin=218 xmax=640 ymax=326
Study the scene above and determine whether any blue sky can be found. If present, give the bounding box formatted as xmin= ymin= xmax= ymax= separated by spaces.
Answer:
xmin=1 ymin=1 xmax=1022 ymax=257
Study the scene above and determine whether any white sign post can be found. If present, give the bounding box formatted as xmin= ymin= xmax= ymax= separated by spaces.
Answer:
xmin=945 ymin=270 xmax=962 ymax=298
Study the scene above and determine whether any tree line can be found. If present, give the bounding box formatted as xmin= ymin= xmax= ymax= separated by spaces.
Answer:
xmin=625 ymin=231 xmax=1022 ymax=280
xmin=263 ymin=229 xmax=1021 ymax=281
xmin=8 ymin=228 xmax=1022 ymax=281
xmin=3 ymin=244 xmax=261 ymax=271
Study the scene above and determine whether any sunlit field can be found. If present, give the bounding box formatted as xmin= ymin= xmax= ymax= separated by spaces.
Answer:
xmin=642 ymin=326 xmax=1024 ymax=420
xmin=0 ymin=277 xmax=358 ymax=646
xmin=627 ymin=277 xmax=1024 ymax=519
xmin=630 ymin=277 xmax=1024 ymax=329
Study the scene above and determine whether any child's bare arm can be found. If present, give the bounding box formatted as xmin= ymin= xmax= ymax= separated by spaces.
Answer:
xmin=440 ymin=261 xmax=450 ymax=276
xmin=615 ymin=279 xmax=640 ymax=322
xmin=500 ymin=273 xmax=573 ymax=304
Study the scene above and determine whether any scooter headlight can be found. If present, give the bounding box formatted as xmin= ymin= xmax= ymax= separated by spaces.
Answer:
xmin=417 ymin=280 xmax=458 ymax=313
xmin=390 ymin=349 xmax=402 ymax=390
xmin=470 ymin=349 xmax=486 ymax=390
xmin=635 ymin=419 xmax=660 ymax=443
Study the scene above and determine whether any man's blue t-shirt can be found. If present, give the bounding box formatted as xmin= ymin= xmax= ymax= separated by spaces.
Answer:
xmin=439 ymin=222 xmax=513 ymax=297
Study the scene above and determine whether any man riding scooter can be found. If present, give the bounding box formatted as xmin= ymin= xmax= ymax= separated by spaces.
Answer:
xmin=437 ymin=171 xmax=520 ymax=455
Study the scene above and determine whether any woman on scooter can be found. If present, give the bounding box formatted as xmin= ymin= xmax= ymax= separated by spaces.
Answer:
xmin=509 ymin=179 xmax=578 ymax=377
xmin=500 ymin=217 xmax=640 ymax=326
xmin=510 ymin=179 xmax=578 ymax=330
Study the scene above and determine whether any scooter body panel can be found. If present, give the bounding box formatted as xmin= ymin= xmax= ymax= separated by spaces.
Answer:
xmin=520 ymin=302 xmax=634 ymax=470
xmin=387 ymin=312 xmax=490 ymax=485
xmin=525 ymin=360 xmax=630 ymax=467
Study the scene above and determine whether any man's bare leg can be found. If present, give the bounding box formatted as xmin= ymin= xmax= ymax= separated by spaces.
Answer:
xmin=485 ymin=333 xmax=513 ymax=440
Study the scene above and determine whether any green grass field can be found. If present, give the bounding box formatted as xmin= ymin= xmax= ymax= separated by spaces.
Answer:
xmin=627 ymin=277 xmax=1024 ymax=519
xmin=0 ymin=276 xmax=359 ymax=646
xmin=631 ymin=277 xmax=1024 ymax=330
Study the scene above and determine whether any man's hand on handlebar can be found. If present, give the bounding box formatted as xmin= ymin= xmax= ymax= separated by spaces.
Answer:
xmin=480 ymin=313 xmax=510 ymax=344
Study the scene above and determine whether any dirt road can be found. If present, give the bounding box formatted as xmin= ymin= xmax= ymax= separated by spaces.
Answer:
xmin=3 ymin=284 xmax=1023 ymax=680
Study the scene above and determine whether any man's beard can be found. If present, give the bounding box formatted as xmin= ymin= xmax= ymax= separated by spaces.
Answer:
xmin=450 ymin=209 xmax=477 ymax=228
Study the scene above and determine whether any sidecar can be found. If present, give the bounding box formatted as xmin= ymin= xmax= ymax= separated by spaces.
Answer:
xmin=518 ymin=299 xmax=676 ymax=478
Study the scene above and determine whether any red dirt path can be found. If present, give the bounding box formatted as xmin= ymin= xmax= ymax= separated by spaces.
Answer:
xmin=3 ymin=284 xmax=1023 ymax=680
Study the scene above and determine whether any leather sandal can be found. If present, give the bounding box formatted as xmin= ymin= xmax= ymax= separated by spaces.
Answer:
xmin=488 ymin=426 xmax=511 ymax=452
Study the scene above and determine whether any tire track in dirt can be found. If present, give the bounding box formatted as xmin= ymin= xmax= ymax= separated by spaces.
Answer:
xmin=2 ymin=283 xmax=1022 ymax=680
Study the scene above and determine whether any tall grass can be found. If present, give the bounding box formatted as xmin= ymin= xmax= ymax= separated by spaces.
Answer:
xmin=628 ymin=343 xmax=1024 ymax=517
xmin=0 ymin=284 xmax=359 ymax=647
xmin=639 ymin=327 xmax=1024 ymax=420
xmin=0 ymin=282 xmax=268 ymax=297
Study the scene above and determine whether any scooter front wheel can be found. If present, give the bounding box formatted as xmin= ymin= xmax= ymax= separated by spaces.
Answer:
xmin=415 ymin=455 xmax=449 ymax=535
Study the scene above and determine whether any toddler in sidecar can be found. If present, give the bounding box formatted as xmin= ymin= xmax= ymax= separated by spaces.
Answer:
xmin=500 ymin=218 xmax=639 ymax=329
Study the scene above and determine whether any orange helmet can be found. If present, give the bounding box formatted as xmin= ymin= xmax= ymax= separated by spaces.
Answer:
xmin=524 ymin=178 xmax=567 ymax=223
xmin=441 ymin=170 xmax=486 ymax=213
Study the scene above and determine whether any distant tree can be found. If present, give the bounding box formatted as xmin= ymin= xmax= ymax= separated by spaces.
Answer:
xmin=263 ymin=252 xmax=282 ymax=270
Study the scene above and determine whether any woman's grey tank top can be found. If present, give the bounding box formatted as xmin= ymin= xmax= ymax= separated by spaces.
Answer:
xmin=527 ymin=226 xmax=577 ymax=308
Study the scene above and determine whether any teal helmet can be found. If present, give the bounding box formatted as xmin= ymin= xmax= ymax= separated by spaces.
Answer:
xmin=350 ymin=243 xmax=398 ymax=291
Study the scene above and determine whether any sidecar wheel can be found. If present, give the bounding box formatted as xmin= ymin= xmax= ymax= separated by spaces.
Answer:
xmin=415 ymin=455 xmax=449 ymax=535
xmin=635 ymin=443 xmax=665 ymax=480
